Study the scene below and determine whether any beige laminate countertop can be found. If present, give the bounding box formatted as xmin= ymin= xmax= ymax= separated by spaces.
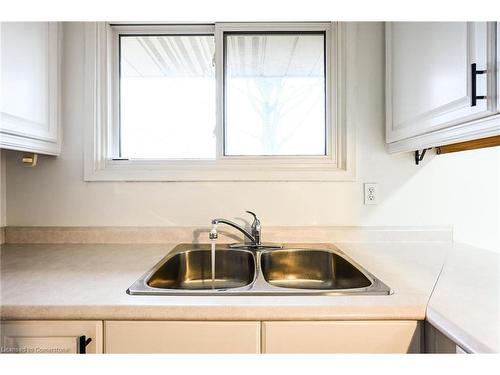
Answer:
xmin=0 ymin=242 xmax=449 ymax=321
xmin=427 ymin=243 xmax=500 ymax=353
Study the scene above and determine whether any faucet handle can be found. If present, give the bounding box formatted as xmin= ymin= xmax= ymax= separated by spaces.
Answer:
xmin=245 ymin=210 xmax=257 ymax=221
xmin=246 ymin=211 xmax=261 ymax=245
xmin=245 ymin=211 xmax=260 ymax=227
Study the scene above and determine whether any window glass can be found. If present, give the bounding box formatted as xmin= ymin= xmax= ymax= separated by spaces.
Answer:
xmin=224 ymin=33 xmax=326 ymax=156
xmin=120 ymin=35 xmax=216 ymax=159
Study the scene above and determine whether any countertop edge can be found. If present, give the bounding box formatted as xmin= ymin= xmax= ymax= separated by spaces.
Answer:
xmin=426 ymin=306 xmax=496 ymax=353
xmin=0 ymin=304 xmax=427 ymax=322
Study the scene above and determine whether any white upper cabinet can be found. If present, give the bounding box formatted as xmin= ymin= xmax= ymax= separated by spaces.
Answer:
xmin=0 ymin=22 xmax=61 ymax=155
xmin=386 ymin=22 xmax=499 ymax=153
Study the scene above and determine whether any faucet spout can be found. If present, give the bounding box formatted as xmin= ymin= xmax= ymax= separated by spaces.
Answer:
xmin=211 ymin=218 xmax=257 ymax=245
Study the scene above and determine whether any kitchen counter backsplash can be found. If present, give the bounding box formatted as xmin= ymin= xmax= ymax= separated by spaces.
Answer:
xmin=2 ymin=226 xmax=453 ymax=244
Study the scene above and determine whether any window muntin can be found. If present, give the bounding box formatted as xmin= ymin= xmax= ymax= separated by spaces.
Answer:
xmin=119 ymin=34 xmax=216 ymax=159
xmin=224 ymin=32 xmax=327 ymax=156
xmin=116 ymin=26 xmax=330 ymax=161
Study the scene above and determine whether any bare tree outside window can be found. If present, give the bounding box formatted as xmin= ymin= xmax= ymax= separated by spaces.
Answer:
xmin=118 ymin=30 xmax=327 ymax=160
xmin=224 ymin=33 xmax=326 ymax=156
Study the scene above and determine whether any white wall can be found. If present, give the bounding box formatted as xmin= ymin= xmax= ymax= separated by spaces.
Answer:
xmin=0 ymin=150 xmax=6 ymax=227
xmin=3 ymin=22 xmax=500 ymax=252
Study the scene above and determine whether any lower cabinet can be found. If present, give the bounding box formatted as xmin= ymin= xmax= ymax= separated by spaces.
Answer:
xmin=104 ymin=321 xmax=261 ymax=353
xmin=424 ymin=321 xmax=467 ymax=354
xmin=262 ymin=321 xmax=422 ymax=353
xmin=1 ymin=320 xmax=423 ymax=354
xmin=0 ymin=321 xmax=103 ymax=354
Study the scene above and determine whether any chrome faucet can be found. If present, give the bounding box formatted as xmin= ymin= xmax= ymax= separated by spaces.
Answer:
xmin=210 ymin=211 xmax=281 ymax=250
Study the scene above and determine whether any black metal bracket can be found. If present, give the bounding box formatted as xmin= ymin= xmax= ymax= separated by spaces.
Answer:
xmin=78 ymin=336 xmax=92 ymax=354
xmin=471 ymin=63 xmax=487 ymax=106
xmin=414 ymin=148 xmax=430 ymax=165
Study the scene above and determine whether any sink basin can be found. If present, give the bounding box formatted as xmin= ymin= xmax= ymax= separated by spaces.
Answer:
xmin=127 ymin=243 xmax=391 ymax=296
xmin=147 ymin=247 xmax=255 ymax=290
xmin=260 ymin=249 xmax=372 ymax=290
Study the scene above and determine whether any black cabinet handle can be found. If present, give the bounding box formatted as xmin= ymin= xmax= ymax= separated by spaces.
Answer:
xmin=471 ymin=63 xmax=487 ymax=106
xmin=78 ymin=336 xmax=92 ymax=354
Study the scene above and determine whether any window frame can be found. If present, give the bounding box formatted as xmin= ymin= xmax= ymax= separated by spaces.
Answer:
xmin=84 ymin=22 xmax=354 ymax=181
xmin=112 ymin=24 xmax=217 ymax=160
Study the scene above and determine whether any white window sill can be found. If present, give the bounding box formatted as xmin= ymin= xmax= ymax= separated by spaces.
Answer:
xmin=84 ymin=158 xmax=356 ymax=181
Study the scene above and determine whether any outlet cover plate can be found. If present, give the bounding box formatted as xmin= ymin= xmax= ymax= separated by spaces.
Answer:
xmin=364 ymin=183 xmax=378 ymax=205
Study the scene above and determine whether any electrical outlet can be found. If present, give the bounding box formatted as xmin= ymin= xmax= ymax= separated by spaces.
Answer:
xmin=364 ymin=183 xmax=378 ymax=205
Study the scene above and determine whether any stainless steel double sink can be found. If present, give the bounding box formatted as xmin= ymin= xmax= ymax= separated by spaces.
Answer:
xmin=127 ymin=243 xmax=392 ymax=296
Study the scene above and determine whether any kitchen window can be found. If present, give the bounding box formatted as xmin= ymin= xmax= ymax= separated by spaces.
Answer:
xmin=119 ymin=33 xmax=216 ymax=159
xmin=224 ymin=32 xmax=326 ymax=157
xmin=84 ymin=22 xmax=352 ymax=181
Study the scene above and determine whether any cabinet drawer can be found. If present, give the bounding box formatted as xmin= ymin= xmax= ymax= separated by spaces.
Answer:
xmin=104 ymin=321 xmax=261 ymax=353
xmin=1 ymin=320 xmax=103 ymax=354
xmin=262 ymin=321 xmax=421 ymax=353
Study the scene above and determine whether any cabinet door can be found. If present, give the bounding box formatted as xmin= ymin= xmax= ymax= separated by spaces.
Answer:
xmin=424 ymin=321 xmax=470 ymax=354
xmin=424 ymin=321 xmax=457 ymax=353
xmin=0 ymin=22 xmax=60 ymax=155
xmin=105 ymin=321 xmax=261 ymax=353
xmin=0 ymin=321 xmax=103 ymax=354
xmin=386 ymin=22 xmax=497 ymax=144
xmin=262 ymin=321 xmax=422 ymax=353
